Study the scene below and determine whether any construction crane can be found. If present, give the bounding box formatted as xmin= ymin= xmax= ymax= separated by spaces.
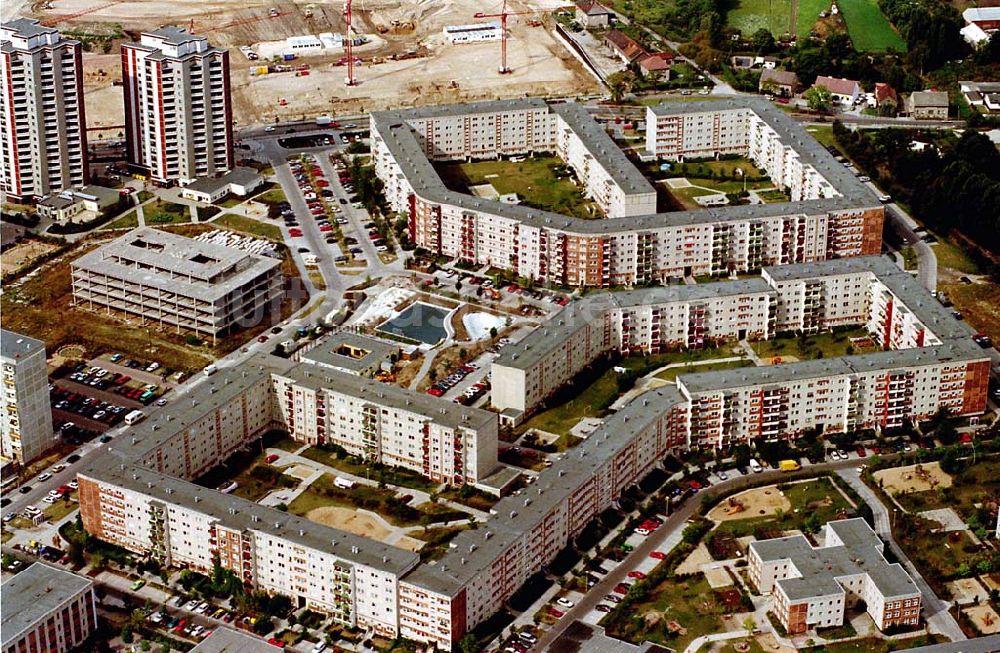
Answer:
xmin=345 ymin=0 xmax=357 ymax=86
xmin=473 ymin=0 xmax=534 ymax=74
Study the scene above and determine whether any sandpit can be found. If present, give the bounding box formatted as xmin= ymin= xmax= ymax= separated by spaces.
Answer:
xmin=284 ymin=464 xmax=316 ymax=481
xmin=305 ymin=506 xmax=390 ymax=541
xmin=947 ymin=577 xmax=988 ymax=605
xmin=872 ymin=461 xmax=953 ymax=495
xmin=676 ymin=542 xmax=712 ymax=575
xmin=393 ymin=535 xmax=424 ymax=552
xmin=963 ymin=604 xmax=1000 ymax=634
xmin=707 ymin=486 xmax=791 ymax=522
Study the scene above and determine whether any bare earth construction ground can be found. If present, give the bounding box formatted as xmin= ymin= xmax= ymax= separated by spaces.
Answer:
xmin=25 ymin=0 xmax=598 ymax=127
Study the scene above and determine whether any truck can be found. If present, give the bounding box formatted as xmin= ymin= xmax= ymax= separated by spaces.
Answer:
xmin=334 ymin=476 xmax=355 ymax=489
xmin=779 ymin=459 xmax=801 ymax=472
xmin=315 ymin=116 xmax=333 ymax=127
xmin=282 ymin=52 xmax=296 ymax=61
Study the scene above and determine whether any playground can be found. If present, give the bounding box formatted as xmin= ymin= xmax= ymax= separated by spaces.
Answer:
xmin=706 ymin=486 xmax=791 ymax=522
xmin=872 ymin=461 xmax=953 ymax=495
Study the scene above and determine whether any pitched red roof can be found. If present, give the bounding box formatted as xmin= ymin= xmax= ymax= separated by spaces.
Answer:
xmin=638 ymin=52 xmax=673 ymax=72
xmin=814 ymin=75 xmax=860 ymax=96
xmin=576 ymin=0 xmax=612 ymax=15
xmin=874 ymin=82 xmax=898 ymax=105
xmin=605 ymin=30 xmax=647 ymax=62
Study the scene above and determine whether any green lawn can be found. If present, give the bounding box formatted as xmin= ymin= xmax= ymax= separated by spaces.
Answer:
xmin=757 ymin=189 xmax=790 ymax=203
xmin=751 ymin=327 xmax=876 ymax=361
xmin=901 ymin=247 xmax=918 ymax=270
xmin=940 ymin=281 xmax=1000 ymax=343
xmin=933 ymin=239 xmax=980 ymax=274
xmin=521 ymin=348 xmax=743 ymax=436
xmin=299 ymin=447 xmax=439 ymax=492
xmin=603 ymin=575 xmax=738 ymax=650
xmin=44 ymin=500 xmax=79 ymax=522
xmin=436 ymin=156 xmax=601 ymax=219
xmin=713 ymin=477 xmax=853 ymax=539
xmin=837 ymin=0 xmax=906 ymax=51
xmin=213 ymin=213 xmax=283 ymax=242
xmin=101 ymin=210 xmax=138 ymax=230
xmin=143 ymin=201 xmax=191 ymax=225
xmin=807 ymin=126 xmax=842 ymax=152
xmin=726 ymin=0 xmax=827 ymax=36
xmin=655 ymin=359 xmax=751 ymax=382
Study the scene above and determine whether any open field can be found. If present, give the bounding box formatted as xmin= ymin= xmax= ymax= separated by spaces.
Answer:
xmin=836 ymin=0 xmax=906 ymax=51
xmin=1 ymin=239 xmax=61 ymax=277
xmin=142 ymin=200 xmax=191 ymax=225
xmin=36 ymin=0 xmax=597 ymax=127
xmin=726 ymin=0 xmax=827 ymax=36
xmin=940 ymin=281 xmax=1000 ymax=343
xmin=437 ymin=156 xmax=601 ymax=219
xmin=213 ymin=213 xmax=283 ymax=241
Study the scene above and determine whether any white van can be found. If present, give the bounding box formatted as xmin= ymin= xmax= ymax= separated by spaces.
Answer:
xmin=203 ymin=364 xmax=218 ymax=377
xmin=124 ymin=409 xmax=145 ymax=425
xmin=749 ymin=459 xmax=763 ymax=473
xmin=333 ymin=476 xmax=355 ymax=489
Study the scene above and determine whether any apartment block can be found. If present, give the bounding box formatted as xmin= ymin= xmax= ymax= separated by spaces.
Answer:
xmin=271 ymin=362 xmax=499 ymax=485
xmin=1 ymin=329 xmax=54 ymax=466
xmin=121 ymin=27 xmax=233 ymax=184
xmin=749 ymin=519 xmax=921 ymax=633
xmin=491 ymin=279 xmax=776 ymax=416
xmin=1 ymin=563 xmax=97 ymax=653
xmin=71 ymin=227 xmax=283 ymax=342
xmin=373 ymin=98 xmax=883 ymax=287
xmin=1 ymin=19 xmax=87 ymax=202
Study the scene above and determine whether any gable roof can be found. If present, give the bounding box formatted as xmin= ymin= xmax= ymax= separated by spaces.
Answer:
xmin=875 ymin=82 xmax=898 ymax=105
xmin=576 ymin=0 xmax=612 ymax=15
xmin=638 ymin=52 xmax=673 ymax=72
xmin=760 ymin=68 xmax=799 ymax=87
xmin=909 ymin=90 xmax=949 ymax=108
xmin=604 ymin=29 xmax=646 ymax=61
xmin=815 ymin=75 xmax=860 ymax=96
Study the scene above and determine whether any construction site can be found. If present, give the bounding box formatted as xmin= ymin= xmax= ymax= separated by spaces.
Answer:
xmin=10 ymin=0 xmax=600 ymax=128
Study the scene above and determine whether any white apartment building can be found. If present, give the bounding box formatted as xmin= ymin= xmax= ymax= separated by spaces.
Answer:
xmin=373 ymin=98 xmax=883 ymax=288
xmin=71 ymin=228 xmax=283 ymax=342
xmin=271 ymin=363 xmax=499 ymax=485
xmin=121 ymin=27 xmax=233 ymax=185
xmin=443 ymin=22 xmax=502 ymax=44
xmin=1 ymin=563 xmax=97 ymax=653
xmin=750 ymin=519 xmax=922 ymax=634
xmin=1 ymin=329 xmax=54 ymax=466
xmin=0 ymin=19 xmax=87 ymax=202
xmin=491 ymin=279 xmax=776 ymax=416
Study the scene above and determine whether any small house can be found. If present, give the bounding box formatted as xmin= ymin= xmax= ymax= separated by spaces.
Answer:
xmin=759 ymin=69 xmax=800 ymax=98
xmin=813 ymin=76 xmax=861 ymax=105
xmin=905 ymin=91 xmax=949 ymax=120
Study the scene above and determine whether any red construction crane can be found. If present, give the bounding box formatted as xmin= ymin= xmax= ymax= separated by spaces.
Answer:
xmin=345 ymin=0 xmax=357 ymax=86
xmin=474 ymin=0 xmax=534 ymax=74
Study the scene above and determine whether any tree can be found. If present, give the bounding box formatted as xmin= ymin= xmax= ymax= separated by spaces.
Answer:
xmin=750 ymin=28 xmax=775 ymax=54
xmin=459 ymin=634 xmax=479 ymax=653
xmin=743 ymin=616 xmax=757 ymax=636
xmin=804 ymin=85 xmax=833 ymax=113
xmin=607 ymin=71 xmax=636 ymax=102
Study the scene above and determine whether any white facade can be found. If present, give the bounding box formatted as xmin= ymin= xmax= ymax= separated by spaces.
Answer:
xmin=1 ymin=330 xmax=53 ymax=466
xmin=443 ymin=22 xmax=502 ymax=44
xmin=0 ymin=19 xmax=88 ymax=202
xmin=121 ymin=27 xmax=233 ymax=184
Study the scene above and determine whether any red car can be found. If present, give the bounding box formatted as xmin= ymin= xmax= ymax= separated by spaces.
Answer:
xmin=265 ymin=454 xmax=280 ymax=464
xmin=650 ymin=551 xmax=667 ymax=560
xmin=427 ymin=388 xmax=444 ymax=397
xmin=289 ymin=229 xmax=303 ymax=237
xmin=627 ymin=571 xmax=646 ymax=580
xmin=173 ymin=619 xmax=186 ymax=633
xmin=266 ymin=638 xmax=287 ymax=648
xmin=315 ymin=179 xmax=329 ymax=187
xmin=855 ymin=446 xmax=867 ymax=458
xmin=257 ymin=335 xmax=268 ymax=343
xmin=688 ymin=480 xmax=702 ymax=490
xmin=547 ymin=608 xmax=564 ymax=618
xmin=319 ymin=225 xmax=332 ymax=232
xmin=613 ymin=583 xmax=630 ymax=594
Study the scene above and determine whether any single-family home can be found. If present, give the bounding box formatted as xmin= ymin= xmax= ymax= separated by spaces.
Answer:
xmin=604 ymin=29 xmax=647 ymax=64
xmin=813 ymin=76 xmax=861 ymax=105
xmin=874 ymin=83 xmax=899 ymax=114
xmin=637 ymin=52 xmax=673 ymax=78
xmin=759 ymin=69 xmax=800 ymax=98
xmin=731 ymin=55 xmax=754 ymax=69
xmin=575 ymin=0 xmax=615 ymax=28
xmin=905 ymin=91 xmax=949 ymax=120
xmin=181 ymin=167 xmax=265 ymax=204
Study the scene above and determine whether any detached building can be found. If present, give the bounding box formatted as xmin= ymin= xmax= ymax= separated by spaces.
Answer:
xmin=36 ymin=185 xmax=119 ymax=223
xmin=70 ymin=227 xmax=282 ymax=342
xmin=443 ymin=22 xmax=502 ymax=44
xmin=813 ymin=76 xmax=861 ymax=105
xmin=180 ymin=167 xmax=264 ymax=204
xmin=0 ymin=19 xmax=88 ymax=202
xmin=905 ymin=91 xmax=949 ymax=120
xmin=759 ymin=69 xmax=799 ymax=98
xmin=604 ymin=29 xmax=646 ymax=64
xmin=575 ymin=0 xmax=615 ymax=28
xmin=1 ymin=329 xmax=54 ymax=467
xmin=750 ymin=519 xmax=921 ymax=634
xmin=0 ymin=563 xmax=97 ymax=653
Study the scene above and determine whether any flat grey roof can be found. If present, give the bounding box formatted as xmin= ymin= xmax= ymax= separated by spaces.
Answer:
xmin=750 ymin=519 xmax=920 ymax=601
xmin=494 ymin=278 xmax=775 ymax=371
xmin=277 ymin=360 xmax=497 ymax=433
xmin=1 ymin=18 xmax=59 ymax=40
xmin=37 ymin=194 xmax=78 ymax=209
xmin=0 ymin=329 xmax=45 ymax=361
xmin=372 ymin=97 xmax=881 ymax=236
xmin=300 ymin=331 xmax=399 ymax=373
xmin=676 ymin=340 xmax=989 ymax=394
xmin=72 ymin=227 xmax=281 ymax=303
xmin=184 ymin=167 xmax=262 ymax=195
xmin=82 ymin=461 xmax=422 ymax=576
xmin=1 ymin=563 xmax=93 ymax=645
xmin=903 ymin=635 xmax=1000 ymax=653
xmin=190 ymin=628 xmax=282 ymax=652
xmin=544 ymin=621 xmax=673 ymax=653
xmin=404 ymin=384 xmax=687 ymax=596
xmin=77 ymin=185 xmax=120 ymax=202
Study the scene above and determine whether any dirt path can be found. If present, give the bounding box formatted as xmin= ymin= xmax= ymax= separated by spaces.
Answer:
xmin=789 ymin=0 xmax=799 ymax=36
